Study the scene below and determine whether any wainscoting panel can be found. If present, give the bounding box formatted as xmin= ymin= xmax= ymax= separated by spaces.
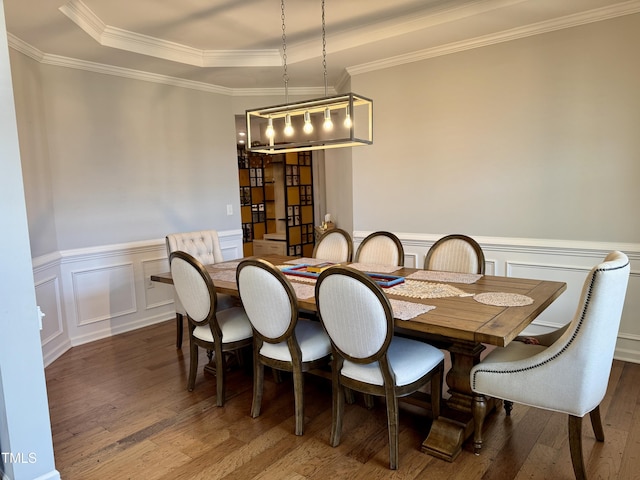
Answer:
xmin=143 ymin=257 xmax=173 ymax=310
xmin=35 ymin=275 xmax=64 ymax=344
xmin=72 ymin=262 xmax=137 ymax=326
xmin=34 ymin=230 xmax=244 ymax=366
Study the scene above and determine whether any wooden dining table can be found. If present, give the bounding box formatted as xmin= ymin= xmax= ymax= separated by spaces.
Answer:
xmin=151 ymin=254 xmax=566 ymax=462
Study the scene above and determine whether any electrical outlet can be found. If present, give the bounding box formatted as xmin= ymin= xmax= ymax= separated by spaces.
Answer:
xmin=227 ymin=204 xmax=233 ymax=215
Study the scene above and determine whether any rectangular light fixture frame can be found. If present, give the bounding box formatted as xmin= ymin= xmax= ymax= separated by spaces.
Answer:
xmin=246 ymin=92 xmax=373 ymax=154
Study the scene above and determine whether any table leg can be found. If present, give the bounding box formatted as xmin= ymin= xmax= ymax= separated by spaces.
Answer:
xmin=420 ymin=340 xmax=495 ymax=461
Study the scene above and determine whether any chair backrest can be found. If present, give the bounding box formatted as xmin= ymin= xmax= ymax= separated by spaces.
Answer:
xmin=236 ymin=258 xmax=297 ymax=343
xmin=316 ymin=266 xmax=393 ymax=364
xmin=169 ymin=251 xmax=217 ymax=327
xmin=473 ymin=251 xmax=630 ymax=416
xmin=548 ymin=251 xmax=630 ymax=414
xmin=166 ymin=230 xmax=225 ymax=265
xmin=312 ymin=228 xmax=353 ymax=263
xmin=354 ymin=231 xmax=404 ymax=267
xmin=424 ymin=234 xmax=485 ymax=274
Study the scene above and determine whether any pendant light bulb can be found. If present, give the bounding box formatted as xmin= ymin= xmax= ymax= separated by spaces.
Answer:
xmin=323 ymin=108 xmax=333 ymax=131
xmin=265 ymin=117 xmax=275 ymax=139
xmin=284 ymin=114 xmax=294 ymax=136
xmin=303 ymin=111 xmax=313 ymax=134
xmin=344 ymin=106 xmax=352 ymax=128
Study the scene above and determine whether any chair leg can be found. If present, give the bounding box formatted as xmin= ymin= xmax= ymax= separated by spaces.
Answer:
xmin=176 ymin=313 xmax=184 ymax=349
xmin=504 ymin=400 xmax=514 ymax=416
xmin=589 ymin=405 xmax=605 ymax=442
xmin=430 ymin=364 xmax=443 ymax=419
xmin=568 ymin=414 xmax=587 ymax=480
xmin=187 ymin=338 xmax=198 ymax=391
xmin=344 ymin=387 xmax=355 ymax=405
xmin=292 ymin=366 xmax=305 ymax=436
xmin=364 ymin=394 xmax=375 ymax=409
xmin=251 ymin=356 xmax=264 ymax=418
xmin=472 ymin=394 xmax=487 ymax=454
xmin=215 ymin=344 xmax=225 ymax=407
xmin=385 ymin=390 xmax=399 ymax=470
xmin=330 ymin=378 xmax=344 ymax=447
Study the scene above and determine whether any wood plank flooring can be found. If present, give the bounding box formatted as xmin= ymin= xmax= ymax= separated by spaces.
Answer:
xmin=45 ymin=320 xmax=640 ymax=479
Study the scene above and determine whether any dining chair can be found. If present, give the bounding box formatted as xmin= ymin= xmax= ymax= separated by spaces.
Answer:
xmin=169 ymin=251 xmax=253 ymax=407
xmin=315 ymin=266 xmax=444 ymax=470
xmin=236 ymin=258 xmax=332 ymax=436
xmin=354 ymin=231 xmax=404 ymax=267
xmin=470 ymin=251 xmax=630 ymax=480
xmin=312 ymin=228 xmax=353 ymax=263
xmin=424 ymin=234 xmax=485 ymax=274
xmin=166 ymin=229 xmax=239 ymax=348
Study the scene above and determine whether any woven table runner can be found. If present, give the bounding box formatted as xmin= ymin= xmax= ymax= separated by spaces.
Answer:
xmin=291 ymin=283 xmax=315 ymax=300
xmin=473 ymin=292 xmax=533 ymax=307
xmin=210 ymin=269 xmax=237 ymax=284
xmin=348 ymin=263 xmax=402 ymax=274
xmin=284 ymin=257 xmax=328 ymax=266
xmin=389 ymin=299 xmax=436 ymax=320
xmin=210 ymin=261 xmax=240 ymax=270
xmin=407 ymin=270 xmax=482 ymax=284
xmin=387 ymin=280 xmax=471 ymax=299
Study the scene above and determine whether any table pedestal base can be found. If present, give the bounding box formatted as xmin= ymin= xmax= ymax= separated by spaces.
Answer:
xmin=419 ymin=339 xmax=497 ymax=461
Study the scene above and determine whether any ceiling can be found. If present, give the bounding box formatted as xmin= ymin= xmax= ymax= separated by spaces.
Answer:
xmin=4 ymin=0 xmax=639 ymax=92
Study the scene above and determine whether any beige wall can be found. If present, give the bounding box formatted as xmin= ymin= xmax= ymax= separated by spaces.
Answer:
xmin=350 ymin=13 xmax=640 ymax=243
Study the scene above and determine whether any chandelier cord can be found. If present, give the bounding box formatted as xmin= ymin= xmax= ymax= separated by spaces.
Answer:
xmin=281 ymin=0 xmax=289 ymax=104
xmin=322 ymin=0 xmax=328 ymax=97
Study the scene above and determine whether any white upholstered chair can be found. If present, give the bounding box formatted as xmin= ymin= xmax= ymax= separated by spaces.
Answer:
xmin=470 ymin=251 xmax=630 ymax=480
xmin=236 ymin=258 xmax=332 ymax=436
xmin=169 ymin=251 xmax=253 ymax=407
xmin=312 ymin=228 xmax=353 ymax=263
xmin=424 ymin=234 xmax=485 ymax=274
xmin=315 ymin=266 xmax=444 ymax=470
xmin=166 ymin=230 xmax=238 ymax=348
xmin=354 ymin=231 xmax=404 ymax=267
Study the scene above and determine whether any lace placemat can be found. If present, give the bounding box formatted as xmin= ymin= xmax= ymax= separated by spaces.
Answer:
xmin=387 ymin=280 xmax=471 ymax=299
xmin=348 ymin=263 xmax=402 ymax=274
xmin=389 ymin=299 xmax=436 ymax=320
xmin=473 ymin=292 xmax=533 ymax=307
xmin=407 ymin=270 xmax=482 ymax=284
xmin=210 ymin=261 xmax=240 ymax=270
xmin=292 ymin=283 xmax=315 ymax=300
xmin=210 ymin=269 xmax=237 ymax=284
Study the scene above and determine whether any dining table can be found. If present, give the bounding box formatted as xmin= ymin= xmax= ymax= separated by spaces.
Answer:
xmin=151 ymin=253 xmax=566 ymax=462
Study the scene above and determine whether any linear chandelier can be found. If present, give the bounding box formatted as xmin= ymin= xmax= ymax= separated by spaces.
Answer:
xmin=246 ymin=0 xmax=373 ymax=154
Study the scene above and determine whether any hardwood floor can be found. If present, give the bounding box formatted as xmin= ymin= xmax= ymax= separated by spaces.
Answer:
xmin=45 ymin=320 xmax=640 ymax=479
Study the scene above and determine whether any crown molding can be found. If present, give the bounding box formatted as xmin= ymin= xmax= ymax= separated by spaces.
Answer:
xmin=7 ymin=33 xmax=329 ymax=97
xmin=59 ymin=0 xmax=281 ymax=68
xmin=10 ymin=0 xmax=640 ymax=96
xmin=6 ymin=33 xmax=44 ymax=62
xmin=348 ymin=0 xmax=640 ymax=76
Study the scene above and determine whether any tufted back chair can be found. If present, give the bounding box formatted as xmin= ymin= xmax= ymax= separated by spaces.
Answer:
xmin=166 ymin=230 xmax=237 ymax=348
xmin=470 ymin=251 xmax=630 ymax=480
xmin=312 ymin=228 xmax=353 ymax=263
xmin=424 ymin=234 xmax=485 ymax=274
xmin=316 ymin=266 xmax=444 ymax=469
xmin=237 ymin=258 xmax=331 ymax=436
xmin=354 ymin=231 xmax=404 ymax=267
